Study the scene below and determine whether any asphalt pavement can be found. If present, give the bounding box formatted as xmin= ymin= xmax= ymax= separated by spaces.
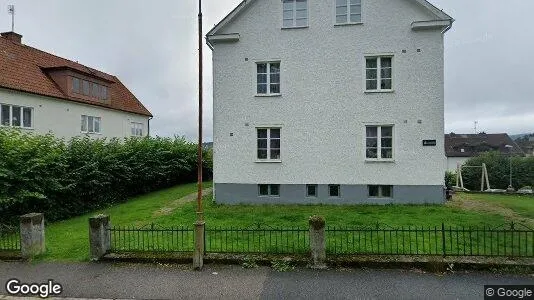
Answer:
xmin=0 ymin=261 xmax=532 ymax=299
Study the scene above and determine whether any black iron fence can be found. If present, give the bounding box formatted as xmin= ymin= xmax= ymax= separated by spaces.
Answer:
xmin=326 ymin=223 xmax=534 ymax=257
xmin=106 ymin=222 xmax=533 ymax=258
xmin=205 ymin=225 xmax=308 ymax=254
xmin=0 ymin=225 xmax=20 ymax=252
xmin=108 ymin=224 xmax=194 ymax=253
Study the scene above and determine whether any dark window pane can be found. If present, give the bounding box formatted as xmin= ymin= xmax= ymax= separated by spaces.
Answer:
xmin=381 ymin=79 xmax=392 ymax=90
xmin=381 ymin=148 xmax=393 ymax=159
xmin=259 ymin=184 xmax=269 ymax=196
xmin=381 ymin=68 xmax=392 ymax=79
xmin=94 ymin=117 xmax=101 ymax=133
xmin=257 ymin=74 xmax=267 ymax=84
xmin=23 ymin=107 xmax=32 ymax=127
xmin=11 ymin=106 xmax=20 ymax=126
xmin=270 ymin=139 xmax=280 ymax=149
xmin=257 ymin=139 xmax=267 ymax=149
xmin=350 ymin=13 xmax=361 ymax=23
xmin=366 ymin=138 xmax=378 ymax=148
xmin=72 ymin=78 xmax=80 ymax=93
xmin=381 ymin=57 xmax=392 ymax=68
xmin=336 ymin=6 xmax=347 ymax=16
xmin=270 ymin=149 xmax=281 ymax=159
xmin=101 ymin=86 xmax=108 ymax=100
xmin=270 ymin=128 xmax=280 ymax=138
xmin=283 ymin=19 xmax=294 ymax=28
xmin=329 ymin=185 xmax=340 ymax=197
xmin=366 ymin=69 xmax=377 ymax=80
xmin=1 ymin=105 xmax=10 ymax=126
xmin=368 ymin=185 xmax=379 ymax=197
xmin=257 ymin=84 xmax=267 ymax=94
xmin=91 ymin=83 xmax=99 ymax=97
xmin=257 ymin=150 xmax=268 ymax=159
xmin=366 ymin=80 xmax=377 ymax=90
xmin=88 ymin=116 xmax=94 ymax=132
xmin=270 ymin=184 xmax=280 ymax=196
xmin=307 ymin=185 xmax=317 ymax=197
xmin=83 ymin=81 xmax=90 ymax=95
xmin=381 ymin=138 xmax=392 ymax=147
xmin=366 ymin=126 xmax=378 ymax=137
xmin=270 ymin=63 xmax=280 ymax=73
xmin=270 ymin=73 xmax=280 ymax=84
xmin=81 ymin=115 xmax=87 ymax=132
xmin=283 ymin=0 xmax=293 ymax=11
xmin=270 ymin=84 xmax=280 ymax=94
xmin=257 ymin=129 xmax=267 ymax=138
xmin=381 ymin=126 xmax=393 ymax=137
xmin=336 ymin=15 xmax=347 ymax=23
xmin=382 ymin=186 xmax=393 ymax=198
xmin=257 ymin=63 xmax=267 ymax=73
xmin=366 ymin=148 xmax=378 ymax=159
xmin=366 ymin=58 xmax=377 ymax=68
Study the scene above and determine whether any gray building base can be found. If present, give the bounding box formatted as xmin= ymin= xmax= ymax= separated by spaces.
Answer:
xmin=214 ymin=183 xmax=445 ymax=205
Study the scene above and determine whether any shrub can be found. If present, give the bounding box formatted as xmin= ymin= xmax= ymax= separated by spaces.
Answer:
xmin=444 ymin=171 xmax=456 ymax=188
xmin=0 ymin=129 xmax=212 ymax=225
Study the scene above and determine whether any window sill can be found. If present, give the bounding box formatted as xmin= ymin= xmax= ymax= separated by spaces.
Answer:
xmin=368 ymin=197 xmax=394 ymax=199
xmin=81 ymin=132 xmax=102 ymax=135
xmin=255 ymin=160 xmax=282 ymax=163
xmin=364 ymin=90 xmax=395 ymax=94
xmin=259 ymin=195 xmax=281 ymax=198
xmin=255 ymin=94 xmax=282 ymax=98
xmin=281 ymin=26 xmax=309 ymax=30
xmin=365 ymin=159 xmax=395 ymax=163
xmin=0 ymin=125 xmax=34 ymax=130
xmin=334 ymin=22 xmax=363 ymax=27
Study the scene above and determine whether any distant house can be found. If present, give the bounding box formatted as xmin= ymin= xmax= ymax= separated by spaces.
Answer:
xmin=0 ymin=31 xmax=152 ymax=139
xmin=515 ymin=134 xmax=534 ymax=157
xmin=445 ymin=133 xmax=524 ymax=172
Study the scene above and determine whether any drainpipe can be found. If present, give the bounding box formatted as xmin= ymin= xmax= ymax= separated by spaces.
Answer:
xmin=147 ymin=116 xmax=153 ymax=137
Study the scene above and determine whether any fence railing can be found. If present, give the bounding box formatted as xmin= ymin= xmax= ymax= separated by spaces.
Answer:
xmin=0 ymin=225 xmax=20 ymax=252
xmin=105 ymin=222 xmax=533 ymax=258
xmin=205 ymin=226 xmax=309 ymax=254
xmin=326 ymin=223 xmax=534 ymax=257
xmin=108 ymin=224 xmax=194 ymax=253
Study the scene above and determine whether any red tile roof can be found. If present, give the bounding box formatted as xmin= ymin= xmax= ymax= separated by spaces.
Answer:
xmin=0 ymin=33 xmax=152 ymax=117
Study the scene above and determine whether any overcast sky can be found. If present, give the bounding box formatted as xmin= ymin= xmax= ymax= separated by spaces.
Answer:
xmin=0 ymin=0 xmax=532 ymax=141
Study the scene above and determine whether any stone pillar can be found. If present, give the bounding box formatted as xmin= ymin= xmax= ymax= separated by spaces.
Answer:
xmin=89 ymin=214 xmax=111 ymax=261
xmin=193 ymin=221 xmax=205 ymax=270
xmin=20 ymin=213 xmax=46 ymax=259
xmin=309 ymin=215 xmax=326 ymax=269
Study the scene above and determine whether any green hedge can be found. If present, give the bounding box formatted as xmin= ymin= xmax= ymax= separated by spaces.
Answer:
xmin=0 ymin=129 xmax=212 ymax=224
xmin=461 ymin=151 xmax=534 ymax=190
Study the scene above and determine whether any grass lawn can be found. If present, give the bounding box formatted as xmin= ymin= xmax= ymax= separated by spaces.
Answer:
xmin=37 ymin=185 xmax=533 ymax=261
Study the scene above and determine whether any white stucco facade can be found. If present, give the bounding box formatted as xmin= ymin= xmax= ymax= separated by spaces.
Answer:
xmin=0 ymin=88 xmax=149 ymax=139
xmin=209 ymin=0 xmax=452 ymax=204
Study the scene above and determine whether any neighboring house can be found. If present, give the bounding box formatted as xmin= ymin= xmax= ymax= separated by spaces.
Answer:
xmin=0 ymin=32 xmax=152 ymax=139
xmin=515 ymin=134 xmax=534 ymax=157
xmin=445 ymin=133 xmax=524 ymax=172
xmin=207 ymin=0 xmax=453 ymax=204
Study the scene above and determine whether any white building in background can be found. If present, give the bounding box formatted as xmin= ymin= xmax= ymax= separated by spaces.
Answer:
xmin=208 ymin=0 xmax=454 ymax=204
xmin=0 ymin=31 xmax=152 ymax=139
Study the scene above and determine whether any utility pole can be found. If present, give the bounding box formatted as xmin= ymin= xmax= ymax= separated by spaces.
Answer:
xmin=193 ymin=0 xmax=205 ymax=270
xmin=196 ymin=0 xmax=204 ymax=222
xmin=505 ymin=145 xmax=514 ymax=192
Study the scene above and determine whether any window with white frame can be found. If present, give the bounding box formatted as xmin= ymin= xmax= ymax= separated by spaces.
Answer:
xmin=365 ymin=56 xmax=392 ymax=91
xmin=131 ymin=122 xmax=144 ymax=137
xmin=257 ymin=62 xmax=281 ymax=95
xmin=81 ymin=115 xmax=101 ymax=134
xmin=366 ymin=125 xmax=393 ymax=159
xmin=306 ymin=184 xmax=318 ymax=197
xmin=335 ymin=0 xmax=362 ymax=24
xmin=0 ymin=104 xmax=33 ymax=128
xmin=368 ymin=185 xmax=393 ymax=198
xmin=329 ymin=184 xmax=340 ymax=197
xmin=258 ymin=184 xmax=280 ymax=197
xmin=257 ymin=128 xmax=281 ymax=160
xmin=283 ymin=0 xmax=308 ymax=28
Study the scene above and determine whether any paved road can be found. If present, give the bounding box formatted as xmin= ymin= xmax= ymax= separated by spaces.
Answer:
xmin=0 ymin=262 xmax=532 ymax=299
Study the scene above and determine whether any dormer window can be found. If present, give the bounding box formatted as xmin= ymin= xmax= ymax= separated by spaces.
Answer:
xmin=72 ymin=77 xmax=108 ymax=101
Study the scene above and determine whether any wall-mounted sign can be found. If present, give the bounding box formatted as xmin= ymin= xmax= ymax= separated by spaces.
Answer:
xmin=423 ymin=140 xmax=437 ymax=146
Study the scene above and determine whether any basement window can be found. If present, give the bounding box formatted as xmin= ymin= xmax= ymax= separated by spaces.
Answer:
xmin=258 ymin=184 xmax=280 ymax=197
xmin=368 ymin=185 xmax=393 ymax=198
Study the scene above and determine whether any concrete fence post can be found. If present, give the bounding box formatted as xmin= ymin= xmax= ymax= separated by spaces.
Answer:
xmin=20 ymin=213 xmax=46 ymax=259
xmin=89 ymin=214 xmax=111 ymax=261
xmin=193 ymin=221 xmax=205 ymax=270
xmin=309 ymin=215 xmax=326 ymax=269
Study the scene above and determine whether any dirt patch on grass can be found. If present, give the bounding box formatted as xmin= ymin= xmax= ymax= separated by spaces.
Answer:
xmin=153 ymin=188 xmax=213 ymax=217
xmin=447 ymin=194 xmax=534 ymax=227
